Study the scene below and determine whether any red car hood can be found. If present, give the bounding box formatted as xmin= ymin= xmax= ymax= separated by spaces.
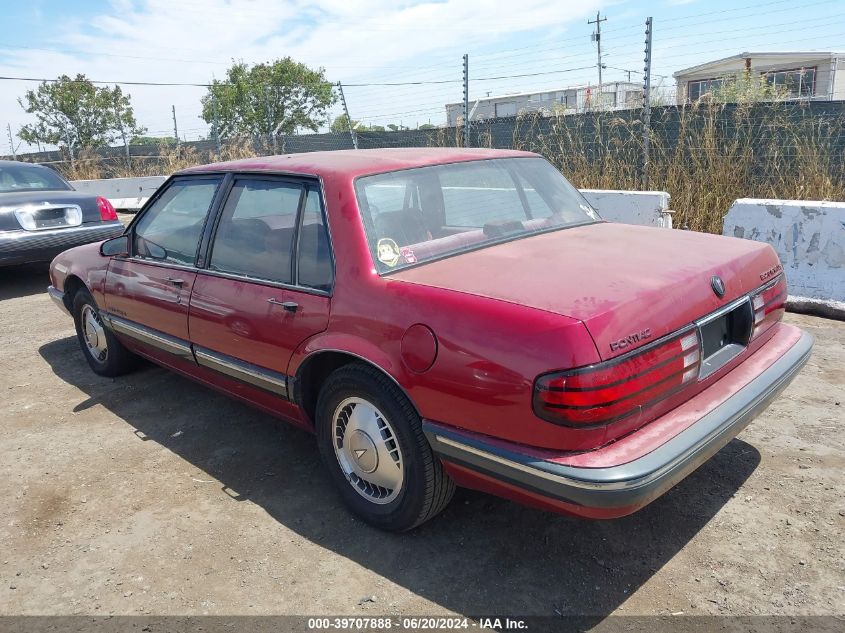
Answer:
xmin=392 ymin=223 xmax=780 ymax=361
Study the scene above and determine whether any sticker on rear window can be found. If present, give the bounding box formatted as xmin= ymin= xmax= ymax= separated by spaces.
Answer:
xmin=377 ymin=238 xmax=401 ymax=267
xmin=400 ymin=247 xmax=417 ymax=264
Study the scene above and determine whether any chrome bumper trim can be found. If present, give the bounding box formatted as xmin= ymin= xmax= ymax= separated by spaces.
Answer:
xmin=47 ymin=285 xmax=69 ymax=315
xmin=424 ymin=331 xmax=813 ymax=509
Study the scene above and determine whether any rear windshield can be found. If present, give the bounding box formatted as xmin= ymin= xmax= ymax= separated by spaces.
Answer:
xmin=0 ymin=163 xmax=71 ymax=193
xmin=354 ymin=157 xmax=599 ymax=273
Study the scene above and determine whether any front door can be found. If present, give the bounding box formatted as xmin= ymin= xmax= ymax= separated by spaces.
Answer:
xmin=187 ymin=177 xmax=333 ymax=415
xmin=104 ymin=175 xmax=223 ymax=363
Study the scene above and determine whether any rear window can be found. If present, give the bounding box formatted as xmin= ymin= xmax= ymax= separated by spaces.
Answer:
xmin=354 ymin=157 xmax=599 ymax=273
xmin=0 ymin=163 xmax=71 ymax=193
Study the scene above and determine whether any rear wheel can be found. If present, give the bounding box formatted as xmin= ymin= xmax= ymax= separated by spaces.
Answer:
xmin=72 ymin=288 xmax=136 ymax=377
xmin=316 ymin=363 xmax=454 ymax=531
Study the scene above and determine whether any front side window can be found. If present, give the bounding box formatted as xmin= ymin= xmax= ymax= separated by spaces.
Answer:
xmin=355 ymin=157 xmax=599 ymax=273
xmin=134 ymin=177 xmax=222 ymax=266
xmin=209 ymin=179 xmax=303 ymax=284
xmin=0 ymin=163 xmax=71 ymax=193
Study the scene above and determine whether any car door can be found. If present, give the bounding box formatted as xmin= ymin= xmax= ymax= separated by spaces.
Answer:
xmin=103 ymin=175 xmax=224 ymax=363
xmin=188 ymin=176 xmax=333 ymax=409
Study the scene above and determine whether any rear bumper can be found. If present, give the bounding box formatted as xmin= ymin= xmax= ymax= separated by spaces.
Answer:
xmin=0 ymin=222 xmax=123 ymax=266
xmin=423 ymin=328 xmax=813 ymax=518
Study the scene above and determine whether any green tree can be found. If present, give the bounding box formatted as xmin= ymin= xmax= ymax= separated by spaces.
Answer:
xmin=18 ymin=74 xmax=144 ymax=150
xmin=418 ymin=123 xmax=437 ymax=130
xmin=331 ymin=114 xmax=361 ymax=133
xmin=202 ymin=58 xmax=336 ymax=138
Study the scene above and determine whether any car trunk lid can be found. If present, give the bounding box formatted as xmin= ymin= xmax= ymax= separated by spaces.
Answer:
xmin=0 ymin=190 xmax=103 ymax=232
xmin=392 ymin=222 xmax=779 ymax=361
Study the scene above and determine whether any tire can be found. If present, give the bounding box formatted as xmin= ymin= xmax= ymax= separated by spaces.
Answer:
xmin=72 ymin=288 xmax=136 ymax=377
xmin=316 ymin=363 xmax=455 ymax=531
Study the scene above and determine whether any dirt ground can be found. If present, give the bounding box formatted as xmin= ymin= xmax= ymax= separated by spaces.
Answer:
xmin=0 ymin=260 xmax=843 ymax=620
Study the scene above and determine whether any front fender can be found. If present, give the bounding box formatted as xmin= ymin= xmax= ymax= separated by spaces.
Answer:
xmin=50 ymin=241 xmax=111 ymax=306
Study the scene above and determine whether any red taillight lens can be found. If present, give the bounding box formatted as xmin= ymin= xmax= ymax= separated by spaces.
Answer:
xmin=96 ymin=196 xmax=118 ymax=221
xmin=533 ymin=330 xmax=701 ymax=427
xmin=751 ymin=274 xmax=786 ymax=339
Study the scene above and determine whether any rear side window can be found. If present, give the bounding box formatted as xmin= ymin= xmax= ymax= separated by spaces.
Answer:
xmin=297 ymin=188 xmax=333 ymax=291
xmin=209 ymin=179 xmax=303 ymax=284
xmin=134 ymin=177 xmax=222 ymax=265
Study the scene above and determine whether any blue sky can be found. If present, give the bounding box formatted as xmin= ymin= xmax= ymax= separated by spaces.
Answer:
xmin=1 ymin=0 xmax=843 ymax=151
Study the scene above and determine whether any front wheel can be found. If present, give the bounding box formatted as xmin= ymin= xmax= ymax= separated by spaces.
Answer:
xmin=72 ymin=288 xmax=136 ymax=377
xmin=316 ymin=363 xmax=455 ymax=531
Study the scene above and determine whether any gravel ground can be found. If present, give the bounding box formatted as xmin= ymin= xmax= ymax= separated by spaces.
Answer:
xmin=0 ymin=260 xmax=843 ymax=619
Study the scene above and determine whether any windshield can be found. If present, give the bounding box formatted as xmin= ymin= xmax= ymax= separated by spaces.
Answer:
xmin=354 ymin=157 xmax=600 ymax=273
xmin=0 ymin=163 xmax=72 ymax=193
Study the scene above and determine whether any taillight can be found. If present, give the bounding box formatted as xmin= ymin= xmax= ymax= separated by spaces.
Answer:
xmin=751 ymin=274 xmax=786 ymax=339
xmin=533 ymin=330 xmax=701 ymax=427
xmin=96 ymin=196 xmax=118 ymax=221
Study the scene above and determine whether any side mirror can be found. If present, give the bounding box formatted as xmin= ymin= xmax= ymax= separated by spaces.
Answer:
xmin=100 ymin=235 xmax=129 ymax=257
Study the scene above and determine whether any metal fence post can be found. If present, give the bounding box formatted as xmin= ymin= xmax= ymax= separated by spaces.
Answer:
xmin=642 ymin=17 xmax=653 ymax=190
xmin=6 ymin=124 xmax=16 ymax=160
xmin=462 ymin=54 xmax=470 ymax=147
xmin=172 ymin=105 xmax=180 ymax=148
xmin=337 ymin=81 xmax=358 ymax=150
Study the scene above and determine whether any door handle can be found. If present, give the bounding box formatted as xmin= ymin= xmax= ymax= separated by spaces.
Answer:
xmin=166 ymin=277 xmax=185 ymax=286
xmin=268 ymin=298 xmax=298 ymax=312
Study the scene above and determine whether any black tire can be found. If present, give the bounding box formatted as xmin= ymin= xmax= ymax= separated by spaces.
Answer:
xmin=316 ymin=363 xmax=455 ymax=531
xmin=72 ymin=288 xmax=136 ymax=377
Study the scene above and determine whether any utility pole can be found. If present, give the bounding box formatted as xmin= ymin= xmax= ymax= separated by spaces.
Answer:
xmin=337 ymin=82 xmax=358 ymax=150
xmin=642 ymin=16 xmax=653 ymax=189
xmin=115 ymin=104 xmax=131 ymax=168
xmin=588 ymin=12 xmax=607 ymax=106
xmin=462 ymin=53 xmax=470 ymax=147
xmin=172 ymin=105 xmax=179 ymax=148
xmin=6 ymin=124 xmax=16 ymax=160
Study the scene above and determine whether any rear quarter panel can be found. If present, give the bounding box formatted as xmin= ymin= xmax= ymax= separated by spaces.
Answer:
xmin=289 ymin=174 xmax=605 ymax=451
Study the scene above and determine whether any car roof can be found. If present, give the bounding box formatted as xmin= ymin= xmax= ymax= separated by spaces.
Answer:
xmin=0 ymin=159 xmax=53 ymax=169
xmin=178 ymin=147 xmax=539 ymax=179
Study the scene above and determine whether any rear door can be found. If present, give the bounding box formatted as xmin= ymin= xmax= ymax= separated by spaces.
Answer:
xmin=188 ymin=176 xmax=332 ymax=403
xmin=103 ymin=175 xmax=223 ymax=362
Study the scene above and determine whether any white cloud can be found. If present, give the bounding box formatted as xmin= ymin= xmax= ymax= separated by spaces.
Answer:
xmin=1 ymin=0 xmax=604 ymax=151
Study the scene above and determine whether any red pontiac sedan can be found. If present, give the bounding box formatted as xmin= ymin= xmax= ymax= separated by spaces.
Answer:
xmin=47 ymin=148 xmax=812 ymax=531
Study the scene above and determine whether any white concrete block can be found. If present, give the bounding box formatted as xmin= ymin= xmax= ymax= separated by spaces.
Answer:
xmin=724 ymin=198 xmax=845 ymax=303
xmin=70 ymin=176 xmax=167 ymax=209
xmin=580 ymin=189 xmax=673 ymax=228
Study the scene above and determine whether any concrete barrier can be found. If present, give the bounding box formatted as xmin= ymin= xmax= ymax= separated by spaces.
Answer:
xmin=67 ymin=176 xmax=673 ymax=228
xmin=70 ymin=176 xmax=167 ymax=210
xmin=581 ymin=189 xmax=673 ymax=228
xmin=724 ymin=198 xmax=845 ymax=316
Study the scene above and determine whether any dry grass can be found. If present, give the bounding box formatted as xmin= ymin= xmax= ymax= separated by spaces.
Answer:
xmin=40 ymin=102 xmax=845 ymax=235
xmin=54 ymin=137 xmax=259 ymax=181
xmin=496 ymin=101 xmax=845 ymax=233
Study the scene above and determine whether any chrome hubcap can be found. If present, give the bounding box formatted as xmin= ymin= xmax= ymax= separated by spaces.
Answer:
xmin=81 ymin=304 xmax=108 ymax=363
xmin=332 ymin=397 xmax=404 ymax=504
